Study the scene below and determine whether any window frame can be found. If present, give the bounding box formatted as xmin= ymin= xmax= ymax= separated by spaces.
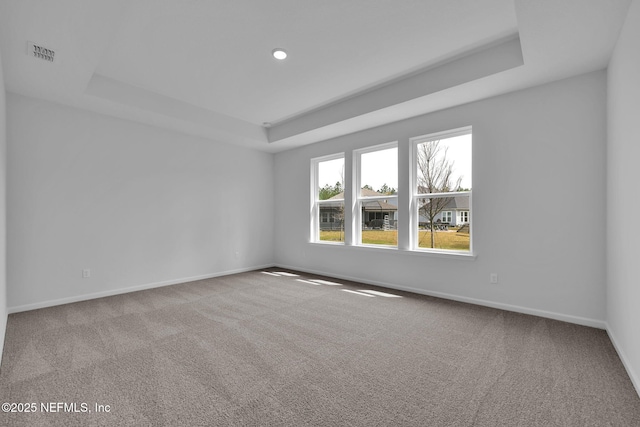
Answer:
xmin=310 ymin=153 xmax=345 ymax=244
xmin=309 ymin=126 xmax=473 ymax=259
xmin=410 ymin=127 xmax=472 ymax=254
xmin=354 ymin=142 xmax=399 ymax=248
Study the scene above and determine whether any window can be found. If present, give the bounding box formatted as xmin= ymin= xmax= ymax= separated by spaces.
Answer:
xmin=309 ymin=127 xmax=472 ymax=256
xmin=411 ymin=128 xmax=472 ymax=252
xmin=311 ymin=154 xmax=345 ymax=243
xmin=355 ymin=143 xmax=398 ymax=247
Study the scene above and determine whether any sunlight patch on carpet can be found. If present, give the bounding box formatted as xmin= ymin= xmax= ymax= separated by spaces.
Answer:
xmin=296 ymin=279 xmax=322 ymax=286
xmin=341 ymin=289 xmax=375 ymax=297
xmin=310 ymin=279 xmax=342 ymax=286
xmin=359 ymin=290 xmax=402 ymax=298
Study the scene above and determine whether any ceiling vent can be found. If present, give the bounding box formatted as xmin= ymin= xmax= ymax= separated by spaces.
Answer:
xmin=27 ymin=41 xmax=55 ymax=63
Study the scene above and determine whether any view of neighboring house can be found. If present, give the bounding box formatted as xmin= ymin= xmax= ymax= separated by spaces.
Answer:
xmin=320 ymin=189 xmax=398 ymax=230
xmin=321 ymin=190 xmax=470 ymax=230
xmin=318 ymin=200 xmax=344 ymax=230
xmin=419 ymin=195 xmax=470 ymax=227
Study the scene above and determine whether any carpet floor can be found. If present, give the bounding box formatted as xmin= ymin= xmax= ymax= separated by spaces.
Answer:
xmin=1 ymin=269 xmax=639 ymax=426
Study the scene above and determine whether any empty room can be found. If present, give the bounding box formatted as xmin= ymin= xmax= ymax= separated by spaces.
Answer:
xmin=0 ymin=0 xmax=639 ymax=425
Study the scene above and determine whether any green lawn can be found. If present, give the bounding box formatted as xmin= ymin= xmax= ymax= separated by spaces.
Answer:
xmin=319 ymin=229 xmax=470 ymax=251
xmin=417 ymin=230 xmax=470 ymax=251
xmin=320 ymin=230 xmax=346 ymax=242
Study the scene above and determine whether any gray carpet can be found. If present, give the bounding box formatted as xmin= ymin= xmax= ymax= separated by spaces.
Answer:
xmin=1 ymin=269 xmax=639 ymax=426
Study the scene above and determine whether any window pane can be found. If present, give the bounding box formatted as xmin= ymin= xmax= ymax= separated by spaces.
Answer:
xmin=318 ymin=157 xmax=344 ymax=200
xmin=415 ymin=131 xmax=471 ymax=252
xmin=417 ymin=194 xmax=470 ymax=250
xmin=319 ymin=201 xmax=345 ymax=242
xmin=361 ymin=197 xmax=398 ymax=246
xmin=416 ymin=134 xmax=471 ymax=194
xmin=359 ymin=146 xmax=398 ymax=247
xmin=314 ymin=155 xmax=344 ymax=244
xmin=361 ymin=147 xmax=397 ymax=196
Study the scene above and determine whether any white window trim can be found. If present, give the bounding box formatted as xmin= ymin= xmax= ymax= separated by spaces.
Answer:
xmin=308 ymin=126 xmax=473 ymax=258
xmin=353 ymin=141 xmax=398 ymax=247
xmin=310 ymin=153 xmax=345 ymax=244
xmin=410 ymin=126 xmax=472 ymax=255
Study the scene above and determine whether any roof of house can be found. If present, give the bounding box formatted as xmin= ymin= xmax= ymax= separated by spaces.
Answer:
xmin=326 ymin=190 xmax=465 ymax=210
xmin=329 ymin=188 xmax=396 ymax=199
xmin=446 ymin=196 xmax=469 ymax=210
xmin=362 ymin=199 xmax=397 ymax=211
xmin=323 ymin=189 xmax=398 ymax=211
xmin=420 ymin=196 xmax=469 ymax=210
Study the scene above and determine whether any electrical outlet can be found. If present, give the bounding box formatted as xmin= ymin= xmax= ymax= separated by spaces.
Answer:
xmin=82 ymin=269 xmax=91 ymax=278
xmin=490 ymin=273 xmax=498 ymax=284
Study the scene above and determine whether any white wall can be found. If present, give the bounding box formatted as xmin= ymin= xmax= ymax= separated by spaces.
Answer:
xmin=7 ymin=94 xmax=275 ymax=310
xmin=0 ymin=42 xmax=7 ymax=360
xmin=275 ymin=71 xmax=607 ymax=327
xmin=607 ymin=0 xmax=640 ymax=394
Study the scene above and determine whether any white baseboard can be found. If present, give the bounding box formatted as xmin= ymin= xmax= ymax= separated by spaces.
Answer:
xmin=275 ymin=263 xmax=607 ymax=330
xmin=7 ymin=264 xmax=274 ymax=314
xmin=605 ymin=323 xmax=640 ymax=399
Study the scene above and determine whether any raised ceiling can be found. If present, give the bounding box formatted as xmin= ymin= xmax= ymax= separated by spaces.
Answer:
xmin=0 ymin=0 xmax=632 ymax=152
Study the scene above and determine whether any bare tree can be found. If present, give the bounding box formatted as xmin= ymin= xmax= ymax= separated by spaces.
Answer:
xmin=417 ymin=140 xmax=462 ymax=248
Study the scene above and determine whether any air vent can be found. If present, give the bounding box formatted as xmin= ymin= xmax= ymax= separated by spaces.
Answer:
xmin=27 ymin=41 xmax=55 ymax=62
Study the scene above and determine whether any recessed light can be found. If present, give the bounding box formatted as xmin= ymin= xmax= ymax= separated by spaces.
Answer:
xmin=272 ymin=48 xmax=287 ymax=60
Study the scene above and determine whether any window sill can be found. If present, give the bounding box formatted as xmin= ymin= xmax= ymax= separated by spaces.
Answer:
xmin=309 ymin=242 xmax=476 ymax=260
xmin=312 ymin=240 xmax=345 ymax=246
xmin=405 ymin=248 xmax=476 ymax=260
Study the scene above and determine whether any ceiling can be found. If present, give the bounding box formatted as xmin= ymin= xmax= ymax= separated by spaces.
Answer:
xmin=0 ymin=0 xmax=632 ymax=153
